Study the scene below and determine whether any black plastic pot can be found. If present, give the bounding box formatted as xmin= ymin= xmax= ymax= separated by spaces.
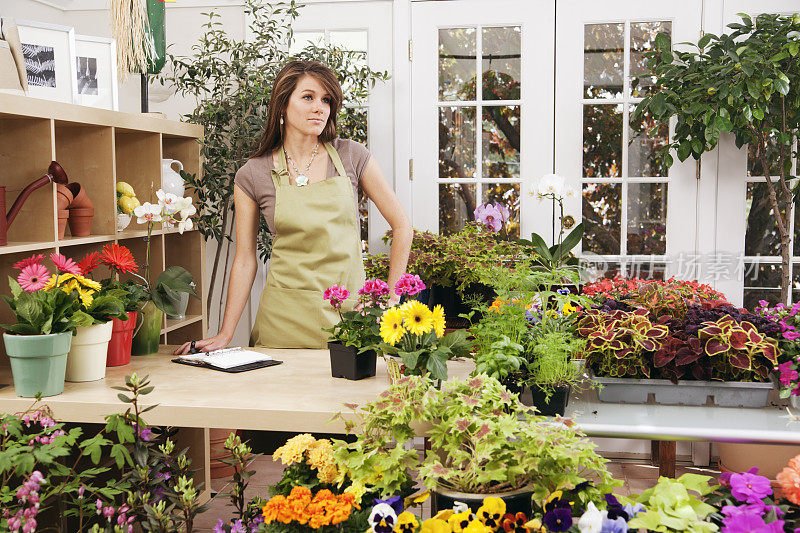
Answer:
xmin=528 ymin=385 xmax=571 ymax=416
xmin=431 ymin=486 xmax=533 ymax=517
xmin=328 ymin=342 xmax=377 ymax=380
xmin=431 ymin=283 xmax=497 ymax=324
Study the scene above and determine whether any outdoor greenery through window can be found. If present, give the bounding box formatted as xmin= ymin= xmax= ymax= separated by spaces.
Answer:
xmin=582 ymin=21 xmax=671 ymax=280
xmin=438 ymin=25 xmax=521 ymax=237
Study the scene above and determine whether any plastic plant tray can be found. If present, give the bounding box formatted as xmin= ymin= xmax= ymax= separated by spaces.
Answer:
xmin=592 ymin=375 xmax=773 ymax=408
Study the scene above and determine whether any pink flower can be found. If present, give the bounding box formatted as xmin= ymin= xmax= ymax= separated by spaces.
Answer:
xmin=394 ymin=273 xmax=426 ymax=296
xmin=17 ymin=264 xmax=50 ymax=292
xmin=12 ymin=254 xmax=44 ymax=271
xmin=474 ymin=202 xmax=504 ymax=233
xmin=323 ymin=284 xmax=350 ymax=309
xmin=784 ymin=330 xmax=800 ymax=341
xmin=49 ymin=253 xmax=81 ymax=275
xmin=779 ymin=362 xmax=799 ymax=387
xmin=359 ymin=280 xmax=376 ymax=296
xmin=730 ymin=471 xmax=772 ymax=503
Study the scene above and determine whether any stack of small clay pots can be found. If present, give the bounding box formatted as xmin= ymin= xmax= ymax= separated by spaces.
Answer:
xmin=56 ymin=183 xmax=94 ymax=238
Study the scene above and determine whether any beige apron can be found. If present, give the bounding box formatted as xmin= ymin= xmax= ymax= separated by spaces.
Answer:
xmin=250 ymin=142 xmax=366 ymax=348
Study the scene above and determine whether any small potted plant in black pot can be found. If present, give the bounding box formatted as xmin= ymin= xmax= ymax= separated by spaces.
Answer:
xmin=523 ymin=331 xmax=586 ymax=416
xmin=322 ymin=279 xmax=388 ymax=380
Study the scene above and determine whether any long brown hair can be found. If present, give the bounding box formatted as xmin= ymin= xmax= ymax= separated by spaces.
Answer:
xmin=252 ymin=61 xmax=343 ymax=158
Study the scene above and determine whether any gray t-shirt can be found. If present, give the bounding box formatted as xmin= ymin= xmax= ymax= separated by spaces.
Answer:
xmin=234 ymin=137 xmax=371 ymax=234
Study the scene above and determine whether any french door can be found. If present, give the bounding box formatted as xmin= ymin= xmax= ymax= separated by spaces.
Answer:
xmin=410 ymin=0 xmax=555 ymax=239
xmin=555 ymin=0 xmax=702 ymax=281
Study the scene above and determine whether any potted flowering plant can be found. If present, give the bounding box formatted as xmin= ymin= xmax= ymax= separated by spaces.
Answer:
xmin=375 ymin=278 xmax=472 ymax=382
xmin=130 ymin=190 xmax=198 ymax=355
xmin=323 ymin=279 xmax=391 ymax=380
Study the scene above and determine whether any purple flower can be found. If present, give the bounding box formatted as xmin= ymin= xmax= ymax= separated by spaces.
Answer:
xmin=474 ymin=202 xmax=505 ymax=233
xmin=213 ymin=519 xmax=225 ymax=533
xmin=622 ymin=502 xmax=645 ymax=518
xmin=542 ymin=507 xmax=572 ymax=532
xmin=785 ymin=330 xmax=800 ymax=341
xmin=604 ymin=493 xmax=628 ymax=521
xmin=730 ymin=471 xmax=772 ymax=503
xmin=231 ymin=520 xmax=246 ymax=533
xmin=722 ymin=513 xmax=784 ymax=533
xmin=601 ymin=516 xmax=628 ymax=533
xmin=557 ymin=287 xmax=571 ymax=295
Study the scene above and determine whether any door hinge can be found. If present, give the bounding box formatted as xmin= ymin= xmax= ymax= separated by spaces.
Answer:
xmin=409 ymin=158 xmax=414 ymax=181
xmin=408 ymin=39 xmax=413 ymax=62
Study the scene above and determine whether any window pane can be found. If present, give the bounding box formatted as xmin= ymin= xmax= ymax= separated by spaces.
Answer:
xmin=289 ymin=31 xmax=324 ymax=55
xmin=482 ymin=106 xmax=520 ymax=180
xmin=583 ymin=104 xmax=623 ymax=178
xmin=582 ymin=182 xmax=621 ymax=254
xmin=629 ymin=106 xmax=669 ymax=177
xmin=483 ymin=182 xmax=520 ymax=238
xmin=440 ymin=183 xmax=477 ymax=235
xmin=744 ymin=182 xmax=783 ymax=256
xmin=439 ymin=28 xmax=477 ymax=101
xmin=482 ymin=26 xmax=521 ymax=101
xmin=584 ymin=23 xmax=623 ymax=99
xmin=625 ymin=262 xmax=667 ymax=280
xmin=630 ymin=21 xmax=671 ymax=97
xmin=743 ymin=262 xmax=782 ymax=310
xmin=581 ymin=260 xmax=623 ymax=281
xmin=743 ymin=288 xmax=780 ymax=311
xmin=439 ymin=106 xmax=476 ymax=180
xmin=627 ymin=183 xmax=667 ymax=255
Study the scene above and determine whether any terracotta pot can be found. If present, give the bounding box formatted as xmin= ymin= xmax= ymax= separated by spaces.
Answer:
xmin=57 ymin=209 xmax=69 ymax=239
xmin=718 ymin=442 xmax=800 ymax=498
xmin=209 ymin=428 xmax=237 ymax=479
xmin=66 ymin=182 xmax=93 ymax=210
xmin=56 ymin=183 xmax=73 ymax=211
xmin=107 ymin=311 xmax=137 ymax=367
xmin=67 ymin=207 xmax=94 ymax=237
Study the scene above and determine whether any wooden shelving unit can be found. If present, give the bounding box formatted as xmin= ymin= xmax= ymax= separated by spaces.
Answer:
xmin=0 ymin=93 xmax=207 ymax=363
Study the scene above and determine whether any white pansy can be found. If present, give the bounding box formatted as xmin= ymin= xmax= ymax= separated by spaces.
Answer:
xmin=577 ymin=502 xmax=606 ymax=533
xmin=134 ymin=202 xmax=163 ymax=225
xmin=156 ymin=189 xmax=181 ymax=214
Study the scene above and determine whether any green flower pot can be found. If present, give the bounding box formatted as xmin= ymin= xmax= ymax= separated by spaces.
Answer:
xmin=3 ymin=332 xmax=72 ymax=397
xmin=131 ymin=301 xmax=163 ymax=356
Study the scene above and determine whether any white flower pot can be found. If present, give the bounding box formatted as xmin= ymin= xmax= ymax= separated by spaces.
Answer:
xmin=66 ymin=321 xmax=113 ymax=382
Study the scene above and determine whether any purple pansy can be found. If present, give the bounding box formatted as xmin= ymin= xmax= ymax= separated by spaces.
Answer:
xmin=730 ymin=471 xmax=772 ymax=503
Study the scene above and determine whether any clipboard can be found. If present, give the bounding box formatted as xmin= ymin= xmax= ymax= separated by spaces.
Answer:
xmin=171 ymin=346 xmax=283 ymax=373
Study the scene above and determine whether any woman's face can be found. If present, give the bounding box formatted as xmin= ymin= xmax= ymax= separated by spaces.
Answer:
xmin=284 ymin=74 xmax=332 ymax=138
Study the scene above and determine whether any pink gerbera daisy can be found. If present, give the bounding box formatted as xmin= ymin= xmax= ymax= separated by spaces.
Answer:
xmin=12 ymin=254 xmax=44 ymax=271
xmin=50 ymin=253 xmax=81 ymax=276
xmin=17 ymin=264 xmax=50 ymax=292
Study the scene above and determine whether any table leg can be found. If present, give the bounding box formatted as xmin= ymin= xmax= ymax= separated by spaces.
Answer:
xmin=658 ymin=441 xmax=676 ymax=478
xmin=175 ymin=427 xmax=211 ymax=504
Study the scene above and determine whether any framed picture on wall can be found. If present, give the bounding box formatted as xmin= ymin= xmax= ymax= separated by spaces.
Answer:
xmin=15 ymin=20 xmax=77 ymax=104
xmin=75 ymin=35 xmax=118 ymax=110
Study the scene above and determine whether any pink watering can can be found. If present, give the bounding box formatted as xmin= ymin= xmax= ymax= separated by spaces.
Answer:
xmin=0 ymin=161 xmax=69 ymax=246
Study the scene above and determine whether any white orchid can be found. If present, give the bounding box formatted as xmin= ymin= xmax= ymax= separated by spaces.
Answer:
xmin=133 ymin=202 xmax=163 ymax=225
xmin=179 ymin=202 xmax=197 ymax=220
xmin=157 ymin=190 xmax=181 ymax=214
xmin=577 ymin=502 xmax=606 ymax=533
xmin=177 ymin=216 xmax=194 ymax=234
xmin=537 ymin=173 xmax=566 ymax=198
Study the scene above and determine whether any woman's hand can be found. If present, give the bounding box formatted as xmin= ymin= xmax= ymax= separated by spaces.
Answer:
xmin=386 ymin=294 xmax=401 ymax=307
xmin=174 ymin=333 xmax=231 ymax=355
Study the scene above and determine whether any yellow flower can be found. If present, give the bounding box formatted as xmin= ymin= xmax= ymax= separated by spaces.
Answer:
xmin=396 ymin=512 xmax=420 ymax=533
xmin=476 ymin=497 xmax=506 ymax=531
xmin=464 ymin=519 xmax=492 ymax=533
xmin=272 ymin=433 xmax=315 ymax=465
xmin=562 ymin=303 xmax=577 ymax=315
xmin=307 ymin=439 xmax=334 ymax=470
xmin=431 ymin=305 xmax=445 ymax=338
xmin=449 ymin=511 xmax=472 ymax=533
xmin=401 ymin=300 xmax=434 ymax=336
xmin=44 ymin=272 xmax=75 ymax=290
xmin=344 ymin=481 xmax=367 ymax=501
xmin=74 ymin=274 xmax=101 ymax=291
xmin=380 ymin=307 xmax=407 ymax=345
xmin=76 ymin=286 xmax=95 ymax=308
xmin=523 ymin=518 xmax=544 ymax=533
xmin=420 ymin=518 xmax=451 ymax=533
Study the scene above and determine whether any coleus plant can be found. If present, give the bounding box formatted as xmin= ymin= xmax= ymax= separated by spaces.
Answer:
xmin=578 ymin=308 xmax=669 ymax=378
xmin=697 ymin=315 xmax=778 ymax=381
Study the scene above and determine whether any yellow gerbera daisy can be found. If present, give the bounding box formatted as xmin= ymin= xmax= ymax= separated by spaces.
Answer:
xmin=44 ymin=272 xmax=75 ymax=290
xmin=75 ymin=274 xmax=101 ymax=291
xmin=380 ymin=307 xmax=406 ymax=345
xmin=76 ymin=286 xmax=95 ymax=308
xmin=431 ymin=305 xmax=445 ymax=338
xmin=401 ymin=300 xmax=434 ymax=336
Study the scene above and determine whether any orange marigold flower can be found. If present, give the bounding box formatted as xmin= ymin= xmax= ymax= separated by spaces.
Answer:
xmin=777 ymin=454 xmax=800 ymax=505
xmin=262 ymin=495 xmax=292 ymax=524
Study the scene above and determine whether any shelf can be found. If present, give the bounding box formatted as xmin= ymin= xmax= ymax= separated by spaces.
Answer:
xmin=0 ymin=242 xmax=56 ymax=256
xmin=56 ymin=234 xmax=116 ymax=248
xmin=117 ymin=227 xmax=200 ymax=239
xmin=163 ymin=314 xmax=203 ymax=334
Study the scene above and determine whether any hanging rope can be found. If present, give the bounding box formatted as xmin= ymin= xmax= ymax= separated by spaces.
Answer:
xmin=110 ymin=0 xmax=155 ymax=80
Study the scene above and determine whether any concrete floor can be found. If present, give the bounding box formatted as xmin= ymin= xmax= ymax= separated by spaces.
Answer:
xmin=192 ymin=455 xmax=722 ymax=532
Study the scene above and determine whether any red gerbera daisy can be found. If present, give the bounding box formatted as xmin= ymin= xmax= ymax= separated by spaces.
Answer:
xmin=77 ymin=251 xmax=102 ymax=276
xmin=12 ymin=254 xmax=44 ymax=271
xmin=100 ymin=243 xmax=137 ymax=274
xmin=50 ymin=253 xmax=82 ymax=275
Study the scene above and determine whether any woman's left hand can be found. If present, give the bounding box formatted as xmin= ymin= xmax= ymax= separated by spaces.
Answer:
xmin=386 ymin=294 xmax=401 ymax=307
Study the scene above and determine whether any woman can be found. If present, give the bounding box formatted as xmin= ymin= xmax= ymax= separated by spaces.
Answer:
xmin=175 ymin=60 xmax=411 ymax=353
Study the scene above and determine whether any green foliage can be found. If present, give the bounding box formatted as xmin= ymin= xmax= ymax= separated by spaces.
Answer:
xmin=2 ymin=276 xmax=80 ymax=335
xmin=324 ymin=307 xmax=383 ymax=350
xmin=377 ymin=328 xmax=473 ymax=382
xmin=634 ymin=13 xmax=800 ymax=302
xmin=101 ymin=279 xmax=147 ymax=313
xmin=517 ymin=223 xmax=584 ymax=271
xmin=77 ymin=285 xmax=128 ymax=326
xmin=525 ymin=332 xmax=586 ymax=398
xmin=150 ymin=266 xmax=199 ymax=317
xmin=473 ymin=334 xmax=525 ymax=382
xmin=629 ymin=474 xmax=719 ymax=533
xmin=161 ymin=0 xmax=389 ymax=262
xmin=334 ymin=375 xmax=618 ymax=501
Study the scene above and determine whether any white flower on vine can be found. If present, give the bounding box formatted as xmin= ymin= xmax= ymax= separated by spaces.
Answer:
xmin=134 ymin=203 xmax=163 ymax=225
xmin=536 ymin=174 xmax=566 ymax=199
xmin=156 ymin=189 xmax=181 ymax=214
